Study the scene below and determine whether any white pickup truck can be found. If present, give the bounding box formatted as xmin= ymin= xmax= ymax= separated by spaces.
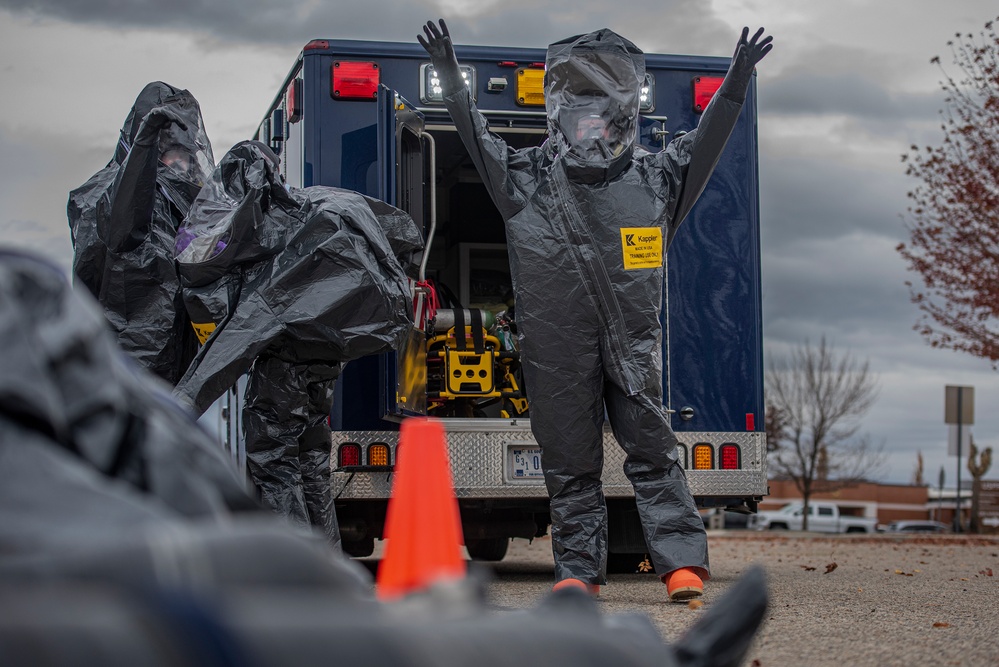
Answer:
xmin=746 ymin=502 xmax=878 ymax=533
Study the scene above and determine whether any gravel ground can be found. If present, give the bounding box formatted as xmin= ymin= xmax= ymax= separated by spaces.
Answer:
xmin=477 ymin=531 xmax=999 ymax=667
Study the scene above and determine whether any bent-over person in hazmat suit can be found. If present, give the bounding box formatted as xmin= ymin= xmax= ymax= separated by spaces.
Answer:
xmin=173 ymin=140 xmax=423 ymax=549
xmin=67 ymin=81 xmax=214 ymax=386
xmin=420 ymin=20 xmax=772 ymax=600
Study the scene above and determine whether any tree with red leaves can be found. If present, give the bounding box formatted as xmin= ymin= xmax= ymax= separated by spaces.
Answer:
xmin=898 ymin=17 xmax=999 ymax=364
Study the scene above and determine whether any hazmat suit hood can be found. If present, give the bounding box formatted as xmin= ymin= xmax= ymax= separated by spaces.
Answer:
xmin=103 ymin=82 xmax=215 ymax=249
xmin=0 ymin=248 xmax=258 ymax=522
xmin=113 ymin=82 xmax=214 ymax=215
xmin=175 ymin=140 xmax=298 ymax=286
xmin=113 ymin=81 xmax=179 ymax=165
xmin=174 ymin=143 xmax=424 ymax=415
xmin=544 ymin=29 xmax=645 ymax=181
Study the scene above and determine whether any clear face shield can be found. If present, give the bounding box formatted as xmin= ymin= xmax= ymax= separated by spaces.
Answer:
xmin=545 ymin=43 xmax=643 ymax=163
xmin=158 ymin=124 xmax=213 ymax=191
xmin=174 ymin=141 xmax=282 ymax=265
xmin=173 ymin=169 xmax=236 ymax=265
xmin=568 ymin=109 xmax=635 ymax=159
xmin=153 ymin=94 xmax=214 ymax=210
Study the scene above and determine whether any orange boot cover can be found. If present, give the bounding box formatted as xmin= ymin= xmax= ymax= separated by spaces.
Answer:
xmin=552 ymin=578 xmax=600 ymax=596
xmin=665 ymin=567 xmax=704 ymax=602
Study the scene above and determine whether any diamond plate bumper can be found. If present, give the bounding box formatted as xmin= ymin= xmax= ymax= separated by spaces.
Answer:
xmin=331 ymin=418 xmax=767 ymax=501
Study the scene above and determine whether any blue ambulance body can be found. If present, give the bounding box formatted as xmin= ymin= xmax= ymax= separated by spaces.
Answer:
xmin=256 ymin=38 xmax=767 ymax=561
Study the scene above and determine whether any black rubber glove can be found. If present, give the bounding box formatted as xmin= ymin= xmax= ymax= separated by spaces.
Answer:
xmin=418 ymin=19 xmax=466 ymax=97
xmin=132 ymin=105 xmax=189 ymax=148
xmin=718 ymin=27 xmax=773 ymax=104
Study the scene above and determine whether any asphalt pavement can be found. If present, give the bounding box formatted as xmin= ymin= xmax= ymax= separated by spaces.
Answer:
xmin=475 ymin=531 xmax=999 ymax=667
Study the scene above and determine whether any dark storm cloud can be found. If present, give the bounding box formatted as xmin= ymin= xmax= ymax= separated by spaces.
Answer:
xmin=762 ymin=241 xmax=914 ymax=337
xmin=760 ymin=153 xmax=910 ymax=246
xmin=759 ymin=40 xmax=946 ymax=123
xmin=0 ymin=0 xmax=737 ymax=53
xmin=762 ymin=70 xmax=943 ymax=122
xmin=0 ymin=0 xmax=436 ymax=47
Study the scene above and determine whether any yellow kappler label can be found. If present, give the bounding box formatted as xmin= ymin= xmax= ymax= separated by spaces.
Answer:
xmin=191 ymin=321 xmax=217 ymax=345
xmin=620 ymin=227 xmax=663 ymax=270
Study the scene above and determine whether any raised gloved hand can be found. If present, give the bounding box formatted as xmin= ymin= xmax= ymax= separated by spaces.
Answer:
xmin=733 ymin=27 xmax=773 ymax=70
xmin=418 ymin=19 xmax=466 ymax=97
xmin=133 ymin=105 xmax=189 ymax=148
xmin=719 ymin=27 xmax=773 ymax=103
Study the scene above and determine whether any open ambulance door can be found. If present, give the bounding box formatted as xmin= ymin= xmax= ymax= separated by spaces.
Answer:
xmin=377 ymin=84 xmax=429 ymax=419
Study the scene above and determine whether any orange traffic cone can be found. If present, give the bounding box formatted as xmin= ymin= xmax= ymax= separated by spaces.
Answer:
xmin=376 ymin=417 xmax=466 ymax=600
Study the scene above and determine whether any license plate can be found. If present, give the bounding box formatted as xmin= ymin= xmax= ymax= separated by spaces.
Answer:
xmin=509 ymin=445 xmax=544 ymax=480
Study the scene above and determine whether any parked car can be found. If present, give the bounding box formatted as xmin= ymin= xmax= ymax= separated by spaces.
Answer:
xmin=878 ymin=520 xmax=950 ymax=534
xmin=746 ymin=502 xmax=879 ymax=533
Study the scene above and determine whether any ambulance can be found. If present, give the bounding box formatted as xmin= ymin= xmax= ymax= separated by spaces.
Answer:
xmin=254 ymin=36 xmax=767 ymax=564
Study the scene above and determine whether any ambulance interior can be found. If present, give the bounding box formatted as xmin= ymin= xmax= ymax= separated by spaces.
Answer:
xmin=403 ymin=124 xmax=546 ymax=419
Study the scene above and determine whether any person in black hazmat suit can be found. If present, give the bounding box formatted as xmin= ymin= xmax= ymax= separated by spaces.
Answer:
xmin=173 ymin=140 xmax=423 ymax=549
xmin=67 ymin=81 xmax=213 ymax=386
xmin=420 ymin=20 xmax=772 ymax=600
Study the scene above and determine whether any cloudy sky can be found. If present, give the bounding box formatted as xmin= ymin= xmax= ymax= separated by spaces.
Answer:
xmin=2 ymin=0 xmax=997 ymax=486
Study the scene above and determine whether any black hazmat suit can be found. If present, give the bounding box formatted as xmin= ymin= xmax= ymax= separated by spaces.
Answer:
xmin=173 ymin=141 xmax=423 ymax=546
xmin=67 ymin=81 xmax=214 ymax=386
xmin=421 ymin=22 xmax=770 ymax=585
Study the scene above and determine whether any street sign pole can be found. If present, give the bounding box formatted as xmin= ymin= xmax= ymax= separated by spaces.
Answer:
xmin=937 ymin=466 xmax=945 ymax=523
xmin=956 ymin=391 xmax=962 ymax=533
xmin=945 ymin=385 xmax=974 ymax=533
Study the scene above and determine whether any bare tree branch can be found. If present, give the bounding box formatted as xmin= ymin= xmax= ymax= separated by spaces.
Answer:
xmin=765 ymin=337 xmax=885 ymax=529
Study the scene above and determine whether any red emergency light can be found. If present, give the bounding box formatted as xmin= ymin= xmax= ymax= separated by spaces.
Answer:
xmin=745 ymin=412 xmax=755 ymax=431
xmin=332 ymin=61 xmax=380 ymax=100
xmin=286 ymin=78 xmax=302 ymax=123
xmin=338 ymin=442 xmax=361 ymax=467
xmin=304 ymin=39 xmax=329 ymax=51
xmin=692 ymin=75 xmax=724 ymax=113
xmin=720 ymin=444 xmax=741 ymax=470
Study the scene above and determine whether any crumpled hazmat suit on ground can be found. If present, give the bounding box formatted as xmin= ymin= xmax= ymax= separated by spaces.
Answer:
xmin=0 ymin=248 xmax=264 ymax=554
xmin=0 ymin=248 xmax=375 ymax=651
xmin=0 ymin=250 xmax=769 ymax=665
xmin=421 ymin=21 xmax=771 ymax=586
xmin=67 ymin=81 xmax=214 ymax=385
xmin=173 ymin=141 xmax=423 ymax=547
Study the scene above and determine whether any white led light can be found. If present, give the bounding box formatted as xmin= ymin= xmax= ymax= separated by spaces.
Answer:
xmin=420 ymin=62 xmax=476 ymax=105
xmin=639 ymin=73 xmax=655 ymax=112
